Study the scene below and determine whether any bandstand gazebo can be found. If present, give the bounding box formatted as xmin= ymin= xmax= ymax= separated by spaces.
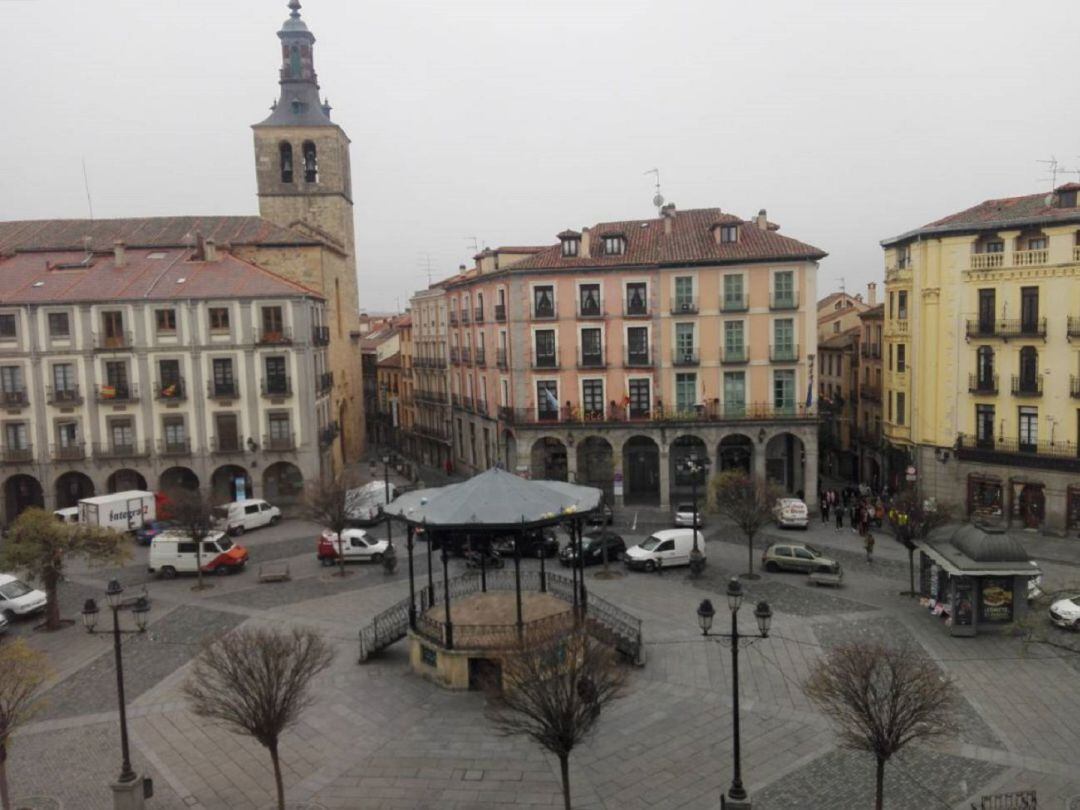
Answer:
xmin=367 ymin=467 xmax=643 ymax=689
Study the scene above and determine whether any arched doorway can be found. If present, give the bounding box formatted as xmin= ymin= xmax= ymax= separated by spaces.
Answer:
xmin=1016 ymin=483 xmax=1045 ymax=529
xmin=107 ymin=469 xmax=147 ymax=493
xmin=576 ymin=437 xmax=614 ymax=501
xmin=160 ymin=467 xmax=199 ymax=493
xmin=670 ymin=435 xmax=708 ymax=504
xmin=4 ymin=475 xmax=44 ymax=523
xmin=212 ymin=465 xmax=253 ymax=503
xmin=623 ymin=436 xmax=659 ymax=505
xmin=55 ymin=471 xmax=95 ymax=509
xmin=718 ymin=434 xmax=753 ymax=474
xmin=765 ymin=432 xmax=806 ymax=496
xmin=263 ymin=462 xmax=304 ymax=505
xmin=530 ymin=438 xmax=567 ymax=481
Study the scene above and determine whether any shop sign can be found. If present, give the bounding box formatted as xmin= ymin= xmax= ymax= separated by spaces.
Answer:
xmin=905 ymin=465 xmax=917 ymax=482
xmin=972 ymin=789 xmax=1036 ymax=809
xmin=613 ymin=470 xmax=624 ymax=498
xmin=979 ymin=576 xmax=1014 ymax=623
xmin=953 ymin=578 xmax=974 ymax=626
xmin=929 ymin=564 xmax=940 ymax=601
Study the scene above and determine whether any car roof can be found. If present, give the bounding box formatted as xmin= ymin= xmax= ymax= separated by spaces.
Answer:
xmin=650 ymin=528 xmax=699 ymax=540
xmin=155 ymin=530 xmax=227 ymax=541
xmin=0 ymin=573 xmax=19 ymax=586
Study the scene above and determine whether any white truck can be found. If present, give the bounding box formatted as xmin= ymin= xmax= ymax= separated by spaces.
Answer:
xmin=345 ymin=481 xmax=396 ymax=526
xmin=77 ymin=491 xmax=156 ymax=533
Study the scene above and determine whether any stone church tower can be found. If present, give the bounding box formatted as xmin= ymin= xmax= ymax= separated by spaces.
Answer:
xmin=251 ymin=0 xmax=364 ymax=465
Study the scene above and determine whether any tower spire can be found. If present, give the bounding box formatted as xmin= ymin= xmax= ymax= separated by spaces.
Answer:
xmin=255 ymin=0 xmax=333 ymax=126
xmin=288 ymin=0 xmax=302 ymax=19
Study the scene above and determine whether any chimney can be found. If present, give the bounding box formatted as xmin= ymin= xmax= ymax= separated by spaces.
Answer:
xmin=113 ymin=240 xmax=126 ymax=268
xmin=867 ymin=282 xmax=877 ymax=306
xmin=661 ymin=203 xmax=676 ymax=235
xmin=580 ymin=227 xmax=591 ymax=259
xmin=756 ymin=209 xmax=768 ymax=231
xmin=194 ymin=231 xmax=206 ymax=261
xmin=204 ymin=238 xmax=218 ymax=262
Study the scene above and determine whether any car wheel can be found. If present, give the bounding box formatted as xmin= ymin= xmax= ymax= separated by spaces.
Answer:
xmin=214 ymin=565 xmax=229 ymax=577
xmin=1074 ymin=619 xmax=1080 ymax=632
xmin=644 ymin=560 xmax=657 ymax=573
xmin=270 ymin=515 xmax=280 ymax=526
xmin=233 ymin=525 xmax=245 ymax=536
xmin=1 ymin=609 xmax=15 ymax=623
xmin=371 ymin=553 xmax=383 ymax=563
xmin=161 ymin=566 xmax=177 ymax=580
xmin=319 ymin=557 xmax=332 ymax=567
xmin=765 ymin=561 xmax=780 ymax=573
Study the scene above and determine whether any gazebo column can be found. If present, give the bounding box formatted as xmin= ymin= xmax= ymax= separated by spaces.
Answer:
xmin=441 ymin=545 xmax=453 ymax=649
xmin=570 ymin=520 xmax=579 ymax=615
xmin=406 ymin=525 xmax=416 ymax=629
xmin=539 ymin=535 xmax=547 ymax=593
xmin=659 ymin=446 xmax=671 ymax=508
xmin=425 ymin=520 xmax=434 ymax=607
xmin=577 ymin=517 xmax=588 ymax=620
xmin=515 ymin=519 xmax=525 ymax=641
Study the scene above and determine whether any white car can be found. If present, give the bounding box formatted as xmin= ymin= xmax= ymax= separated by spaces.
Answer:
xmin=772 ymin=498 xmax=809 ymax=529
xmin=673 ymin=503 xmax=704 ymax=528
xmin=0 ymin=573 xmax=47 ymax=622
xmin=0 ymin=612 xmax=8 ymax=634
xmin=1049 ymin=595 xmax=1080 ymax=630
xmin=213 ymin=499 xmax=281 ymax=535
xmin=318 ymin=528 xmax=390 ymax=565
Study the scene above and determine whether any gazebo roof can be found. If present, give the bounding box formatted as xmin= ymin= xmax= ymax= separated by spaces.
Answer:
xmin=917 ymin=523 xmax=1039 ymax=577
xmin=384 ymin=467 xmax=602 ymax=529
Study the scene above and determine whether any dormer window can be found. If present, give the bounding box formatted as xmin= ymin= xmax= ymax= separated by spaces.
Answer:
xmin=562 ymin=238 xmax=579 ymax=258
xmin=720 ymin=224 xmax=738 ymax=243
xmin=602 ymin=235 xmax=625 ymax=256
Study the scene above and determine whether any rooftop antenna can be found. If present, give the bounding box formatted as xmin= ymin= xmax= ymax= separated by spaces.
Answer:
xmin=81 ymin=157 xmax=94 ymax=220
xmin=644 ymin=168 xmax=664 ymax=213
xmin=416 ymin=252 xmax=433 ymax=285
xmin=465 ymin=236 xmax=481 ymax=255
xmin=837 ymin=276 xmax=846 ymax=296
xmin=1037 ymin=156 xmax=1060 ymax=190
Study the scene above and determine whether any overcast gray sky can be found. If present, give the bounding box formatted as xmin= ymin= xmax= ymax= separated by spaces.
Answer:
xmin=4 ymin=0 xmax=1079 ymax=311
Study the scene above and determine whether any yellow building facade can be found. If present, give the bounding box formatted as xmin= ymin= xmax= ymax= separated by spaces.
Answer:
xmin=881 ymin=182 xmax=1080 ymax=533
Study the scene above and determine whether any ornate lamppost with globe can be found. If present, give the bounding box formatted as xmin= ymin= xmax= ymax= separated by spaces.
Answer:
xmin=678 ymin=453 xmax=710 ymax=575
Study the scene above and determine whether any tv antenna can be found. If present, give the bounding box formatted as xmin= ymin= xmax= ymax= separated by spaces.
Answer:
xmin=644 ymin=168 xmax=664 ymax=212
xmin=81 ymin=157 xmax=95 ymax=220
xmin=416 ymin=252 xmax=433 ymax=285
xmin=465 ymin=236 xmax=483 ymax=255
xmin=1037 ymin=156 xmax=1061 ymax=190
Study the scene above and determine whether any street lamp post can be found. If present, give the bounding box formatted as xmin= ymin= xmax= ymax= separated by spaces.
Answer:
xmin=82 ymin=580 xmax=151 ymax=810
xmin=679 ymin=454 xmax=709 ymax=575
xmin=697 ymin=579 xmax=772 ymax=809
xmin=382 ymin=453 xmax=392 ymax=506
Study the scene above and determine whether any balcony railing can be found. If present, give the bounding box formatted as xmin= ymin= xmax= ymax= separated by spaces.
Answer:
xmin=498 ymin=401 xmax=817 ymax=426
xmin=672 ymin=348 xmax=699 ymax=366
xmin=721 ymin=295 xmax=748 ymax=312
xmin=998 ymin=318 xmax=1047 ymax=339
xmin=96 ymin=383 xmax=139 ymax=403
xmin=859 ymin=384 xmax=882 ymax=402
xmin=671 ymin=298 xmax=698 ymax=315
xmin=769 ymin=344 xmax=799 ymax=362
xmin=46 ymin=385 xmax=83 ymax=406
xmin=208 ymin=381 xmax=239 ymax=399
xmin=52 ymin=442 xmax=85 ymax=461
xmin=154 ymin=379 xmax=186 ymax=401
xmin=623 ymin=298 xmax=649 ymax=317
xmin=210 ymin=435 xmax=246 ymax=454
xmin=2 ymin=445 xmax=33 ymax=463
xmin=317 ymin=371 xmax=334 ymax=396
xmin=450 ymin=347 xmax=461 ymax=365
xmin=93 ymin=441 xmax=148 ymax=459
xmin=158 ymin=438 xmax=191 ymax=456
xmin=415 ymin=423 xmax=451 ymax=441
xmin=94 ymin=330 xmax=133 ymax=350
xmin=449 ymin=311 xmax=459 ymax=326
xmin=624 ymin=348 xmax=653 ymax=367
xmin=475 ymin=348 xmax=486 ymax=367
xmin=263 ymin=433 xmax=296 ymax=451
xmin=577 ymin=350 xmax=606 ymax=369
xmin=577 ymin=301 xmax=604 ymax=319
xmin=968 ymin=374 xmax=998 ymax=395
xmin=1072 ymin=375 xmax=1080 ymax=399
xmin=474 ymin=307 xmax=484 ymax=323
xmin=257 ymin=327 xmax=293 ymax=345
xmin=1068 ymin=316 xmax=1080 ymax=339
xmin=532 ymin=303 xmax=556 ymax=320
xmin=1011 ymin=374 xmax=1043 ymax=397
xmin=532 ymin=350 xmax=560 ymax=370
xmin=956 ymin=433 xmax=1080 ymax=473
xmin=312 ymin=325 xmax=330 ymax=346
xmin=494 ymin=304 xmax=506 ymax=322
xmin=462 ymin=396 xmax=474 ymax=413
xmin=887 ymin=319 xmax=909 ymax=336
xmin=261 ymin=377 xmax=293 ymax=398
xmin=970 ymin=253 xmax=1004 ymax=270
xmin=721 ymin=346 xmax=748 ymax=364
xmin=319 ymin=422 xmax=340 ymax=447
xmin=496 ymin=348 xmax=508 ymax=369
xmin=461 ymin=347 xmax=471 ymax=364
xmin=1074 ymin=245 xmax=1080 ymax=262
xmin=860 ymin=344 xmax=882 ymax=359
xmin=769 ymin=292 xmax=798 ymax=310
xmin=0 ymin=389 xmax=27 ymax=407
xmin=415 ymin=389 xmax=449 ymax=405
xmin=1014 ymin=249 xmax=1048 ymax=267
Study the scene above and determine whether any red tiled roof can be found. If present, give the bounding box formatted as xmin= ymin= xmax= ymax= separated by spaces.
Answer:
xmin=510 ymin=208 xmax=825 ymax=271
xmin=883 ymin=185 xmax=1080 ymax=245
xmin=0 ymin=216 xmax=321 ymax=256
xmin=0 ymin=247 xmax=321 ymax=305
xmin=860 ymin=303 xmax=884 ymax=320
xmin=377 ymin=352 xmax=401 ymax=367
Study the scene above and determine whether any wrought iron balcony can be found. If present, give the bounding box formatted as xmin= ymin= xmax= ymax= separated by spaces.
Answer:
xmin=94 ymin=330 xmax=133 ymax=350
xmin=317 ymin=371 xmax=334 ymax=396
xmin=2 ymin=445 xmax=33 ymax=463
xmin=624 ymin=348 xmax=653 ymax=367
xmin=474 ymin=348 xmax=486 ymax=367
xmin=93 ymin=440 xmax=148 ymax=459
xmin=721 ymin=346 xmax=748 ymax=364
xmin=257 ymin=326 xmax=293 ymax=345
xmin=207 ymin=381 xmax=239 ymax=400
xmin=532 ymin=350 xmax=560 ymax=370
xmin=158 ymin=438 xmax=191 ymax=456
xmin=578 ymin=350 xmax=606 ymax=369
xmin=461 ymin=347 xmax=471 ymax=364
xmin=474 ymin=307 xmax=484 ymax=323
xmin=671 ymin=298 xmax=698 ymax=315
xmin=860 ymin=344 xmax=882 ymax=359
xmin=318 ymin=422 xmax=340 ymax=447
xmin=52 ymin=442 xmax=85 ymax=461
xmin=0 ymin=389 xmax=28 ymax=407
xmin=721 ymin=294 xmax=748 ymax=313
xmin=769 ymin=292 xmax=798 ymax=310
xmin=623 ymin=298 xmax=649 ymax=317
xmin=860 ymin=384 xmax=882 ymax=402
xmin=968 ymin=374 xmax=998 ymax=395
xmin=496 ymin=348 xmax=508 ymax=369
xmin=261 ymin=377 xmax=293 ymax=398
xmin=210 ymin=435 xmax=245 ymax=454
xmin=672 ymin=348 xmax=699 ymax=366
xmin=532 ymin=303 xmax=556 ymax=320
xmin=450 ymin=347 xmax=461 ymax=365
xmin=577 ymin=300 xmax=604 ymax=319
xmin=46 ymin=385 xmax=83 ymax=406
xmin=1011 ymin=374 xmax=1043 ymax=397
xmin=449 ymin=311 xmax=459 ymax=326
xmin=154 ymin=378 xmax=186 ymax=401
xmin=263 ymin=433 xmax=296 ymax=451
xmin=957 ymin=433 xmax=1080 ymax=473
xmin=312 ymin=325 xmax=331 ymax=346
xmin=1069 ymin=316 xmax=1080 ymax=339
xmin=1071 ymin=375 xmax=1080 ymax=399
xmin=494 ymin=304 xmax=506 ymax=322
xmin=769 ymin=344 xmax=799 ymax=362
xmin=96 ymin=383 xmax=139 ymax=404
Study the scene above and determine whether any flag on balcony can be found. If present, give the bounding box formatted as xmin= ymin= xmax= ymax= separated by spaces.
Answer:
xmin=101 ymin=385 xmax=116 ymax=399
xmin=805 ymin=365 xmax=814 ymax=408
xmin=542 ymin=386 xmax=559 ymax=412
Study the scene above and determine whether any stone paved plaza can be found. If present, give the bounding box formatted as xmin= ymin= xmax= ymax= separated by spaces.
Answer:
xmin=6 ymin=515 xmax=1080 ymax=809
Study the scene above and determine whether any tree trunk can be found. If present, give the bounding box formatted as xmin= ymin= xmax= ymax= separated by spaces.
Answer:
xmin=875 ymin=756 xmax=885 ymax=810
xmin=43 ymin=567 xmax=61 ymax=631
xmin=907 ymin=547 xmax=915 ymax=596
xmin=195 ymin=542 xmax=204 ymax=590
xmin=746 ymin=532 xmax=754 ymax=576
xmin=269 ymin=741 xmax=285 ymax=810
xmin=338 ymin=533 xmax=346 ymax=577
xmin=558 ymin=753 xmax=571 ymax=810
xmin=0 ymin=742 xmax=11 ymax=810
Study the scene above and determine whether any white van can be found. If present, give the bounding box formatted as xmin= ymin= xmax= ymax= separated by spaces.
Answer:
xmin=53 ymin=507 xmax=79 ymax=524
xmin=148 ymin=531 xmax=249 ymax=578
xmin=624 ymin=528 xmax=706 ymax=572
xmin=212 ymin=499 xmax=281 ymax=535
xmin=78 ymin=491 xmax=156 ymax=532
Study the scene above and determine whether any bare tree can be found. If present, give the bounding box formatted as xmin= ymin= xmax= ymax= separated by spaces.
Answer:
xmin=886 ymin=489 xmax=954 ymax=596
xmin=710 ymin=470 xmax=779 ymax=578
xmin=304 ymin=472 xmax=357 ymax=577
xmin=0 ymin=508 xmax=126 ymax=631
xmin=804 ymin=642 xmax=961 ymax=810
xmin=0 ymin=639 xmax=50 ymax=810
xmin=182 ymin=626 xmax=334 ymax=810
xmin=485 ymin=631 xmax=626 ymax=810
xmin=167 ymin=488 xmax=217 ymax=591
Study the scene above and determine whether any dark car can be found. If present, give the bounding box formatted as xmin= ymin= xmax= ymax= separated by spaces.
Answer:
xmin=135 ymin=520 xmax=179 ymax=546
xmin=587 ymin=502 xmax=614 ymax=526
xmin=493 ymin=529 xmax=560 ymax=559
xmin=560 ymin=530 xmax=626 ymax=567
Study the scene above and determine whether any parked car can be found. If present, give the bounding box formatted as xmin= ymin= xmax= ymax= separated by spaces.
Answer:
xmin=465 ymin=547 xmax=505 ymax=569
xmin=148 ymin=531 xmax=249 ymax=578
xmin=135 ymin=519 xmax=179 ymax=546
xmin=624 ymin=529 xmax=705 ymax=572
xmin=772 ymin=498 xmax=809 ymax=529
xmin=673 ymin=502 xmax=705 ymax=528
xmin=762 ymin=542 xmax=839 ymax=574
xmin=213 ymin=499 xmax=281 ymax=535
xmin=1049 ymin=594 xmax=1080 ymax=630
xmin=0 ymin=612 xmax=8 ymax=634
xmin=560 ymin=530 xmax=626 ymax=567
xmin=0 ymin=573 xmax=48 ymax=621
xmin=494 ymin=529 xmax=560 ymax=559
xmin=587 ymin=503 xmax=614 ymax=527
xmin=317 ymin=529 xmax=389 ymax=565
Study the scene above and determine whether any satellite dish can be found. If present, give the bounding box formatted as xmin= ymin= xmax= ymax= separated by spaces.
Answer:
xmin=653 ymin=192 xmax=665 ymax=209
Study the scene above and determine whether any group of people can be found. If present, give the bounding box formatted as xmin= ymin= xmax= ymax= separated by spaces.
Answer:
xmin=820 ymin=486 xmax=884 ymax=562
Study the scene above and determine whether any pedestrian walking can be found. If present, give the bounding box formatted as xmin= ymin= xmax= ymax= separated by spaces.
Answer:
xmin=865 ymin=532 xmax=875 ymax=564
xmin=835 ymin=505 xmax=843 ymax=531
xmin=822 ymin=498 xmax=831 ymax=522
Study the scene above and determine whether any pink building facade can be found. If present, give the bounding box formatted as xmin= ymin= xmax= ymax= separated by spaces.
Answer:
xmin=444 ymin=205 xmax=825 ymax=509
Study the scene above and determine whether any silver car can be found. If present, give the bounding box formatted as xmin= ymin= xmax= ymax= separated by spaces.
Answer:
xmin=673 ymin=503 xmax=704 ymax=528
